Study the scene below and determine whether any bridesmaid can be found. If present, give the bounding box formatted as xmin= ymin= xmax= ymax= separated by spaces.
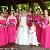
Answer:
xmin=27 ymin=8 xmax=33 ymax=28
xmin=41 ymin=9 xmax=50 ymax=48
xmin=7 ymin=11 xmax=17 ymax=44
xmin=0 ymin=12 xmax=7 ymax=47
xmin=34 ymin=8 xmax=41 ymax=44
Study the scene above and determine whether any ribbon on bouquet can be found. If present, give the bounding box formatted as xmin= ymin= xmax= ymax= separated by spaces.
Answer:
xmin=8 ymin=22 xmax=16 ymax=26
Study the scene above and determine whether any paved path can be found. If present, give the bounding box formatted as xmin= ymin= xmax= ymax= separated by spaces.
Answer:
xmin=0 ymin=45 xmax=50 ymax=50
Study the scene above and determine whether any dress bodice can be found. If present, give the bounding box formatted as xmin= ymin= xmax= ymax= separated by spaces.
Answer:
xmin=9 ymin=19 xmax=16 ymax=26
xmin=27 ymin=15 xmax=33 ymax=21
xmin=34 ymin=15 xmax=41 ymax=22
xmin=19 ymin=16 xmax=27 ymax=26
xmin=9 ymin=19 xmax=15 ymax=23
xmin=34 ymin=15 xmax=41 ymax=25
xmin=0 ymin=20 xmax=6 ymax=24
xmin=41 ymin=17 xmax=49 ymax=28
xmin=20 ymin=16 xmax=27 ymax=23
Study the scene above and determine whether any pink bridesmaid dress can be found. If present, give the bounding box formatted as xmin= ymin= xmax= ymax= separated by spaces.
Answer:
xmin=27 ymin=15 xmax=33 ymax=28
xmin=0 ymin=20 xmax=7 ymax=46
xmin=41 ymin=18 xmax=50 ymax=48
xmin=34 ymin=15 xmax=41 ymax=43
xmin=7 ymin=19 xmax=16 ymax=43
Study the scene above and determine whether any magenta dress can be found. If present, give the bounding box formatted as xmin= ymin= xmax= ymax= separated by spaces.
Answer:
xmin=41 ymin=18 xmax=50 ymax=48
xmin=34 ymin=15 xmax=41 ymax=43
xmin=0 ymin=20 xmax=7 ymax=46
xmin=7 ymin=19 xmax=16 ymax=43
xmin=27 ymin=15 xmax=33 ymax=28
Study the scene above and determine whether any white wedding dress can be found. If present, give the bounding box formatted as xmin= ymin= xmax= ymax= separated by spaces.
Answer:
xmin=28 ymin=25 xmax=38 ymax=46
xmin=16 ymin=16 xmax=29 ymax=45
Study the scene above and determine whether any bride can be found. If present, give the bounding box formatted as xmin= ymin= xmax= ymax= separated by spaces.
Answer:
xmin=16 ymin=11 xmax=29 ymax=45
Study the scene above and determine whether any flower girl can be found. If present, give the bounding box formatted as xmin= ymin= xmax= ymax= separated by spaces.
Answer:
xmin=28 ymin=22 xmax=38 ymax=46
